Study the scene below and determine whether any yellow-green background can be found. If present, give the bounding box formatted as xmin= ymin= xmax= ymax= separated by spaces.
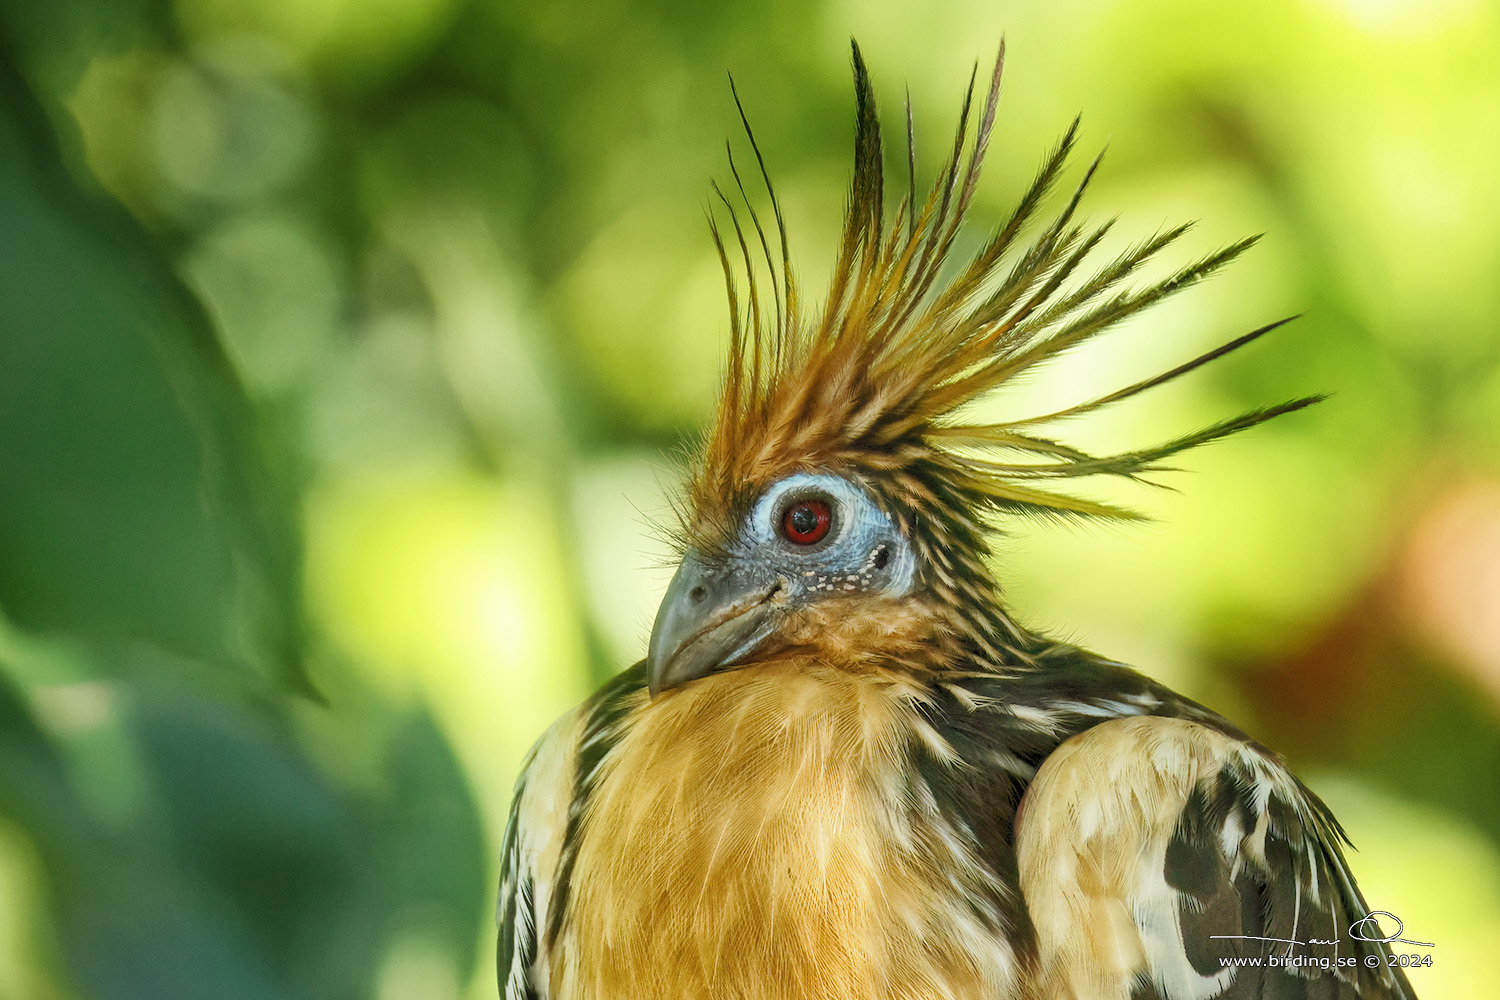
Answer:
xmin=1 ymin=0 xmax=1497 ymax=996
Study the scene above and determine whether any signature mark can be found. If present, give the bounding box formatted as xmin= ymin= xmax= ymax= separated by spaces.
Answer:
xmin=1211 ymin=910 xmax=1434 ymax=949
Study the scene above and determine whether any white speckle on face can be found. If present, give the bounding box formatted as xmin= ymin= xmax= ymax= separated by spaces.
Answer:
xmin=744 ymin=472 xmax=917 ymax=598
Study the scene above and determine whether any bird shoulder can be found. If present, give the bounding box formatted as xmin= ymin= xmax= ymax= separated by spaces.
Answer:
xmin=497 ymin=704 xmax=585 ymax=1000
xmin=1015 ymin=714 xmax=1416 ymax=1000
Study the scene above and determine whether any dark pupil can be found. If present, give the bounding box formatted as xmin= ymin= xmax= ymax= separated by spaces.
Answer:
xmin=790 ymin=505 xmax=819 ymax=536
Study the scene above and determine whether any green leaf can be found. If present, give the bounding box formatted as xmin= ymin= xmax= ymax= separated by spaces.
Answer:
xmin=0 ymin=63 xmax=307 ymax=690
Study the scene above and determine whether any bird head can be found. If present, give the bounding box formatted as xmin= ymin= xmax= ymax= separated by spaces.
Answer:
xmin=646 ymin=41 xmax=1319 ymax=697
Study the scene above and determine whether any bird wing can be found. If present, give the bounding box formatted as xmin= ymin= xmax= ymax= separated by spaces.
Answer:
xmin=496 ymin=707 xmax=585 ymax=1000
xmin=1015 ymin=714 xmax=1418 ymax=1000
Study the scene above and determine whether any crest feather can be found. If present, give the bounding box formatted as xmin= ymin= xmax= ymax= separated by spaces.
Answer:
xmin=690 ymin=39 xmax=1319 ymax=551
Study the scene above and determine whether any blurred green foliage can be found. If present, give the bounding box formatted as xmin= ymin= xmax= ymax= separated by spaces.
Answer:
xmin=2 ymin=0 xmax=1499 ymax=996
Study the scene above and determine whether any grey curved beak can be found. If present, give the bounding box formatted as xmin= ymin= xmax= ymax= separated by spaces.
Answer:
xmin=646 ymin=551 xmax=783 ymax=697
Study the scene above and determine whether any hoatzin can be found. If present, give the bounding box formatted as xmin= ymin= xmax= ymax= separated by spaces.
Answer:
xmin=496 ymin=42 xmax=1419 ymax=1000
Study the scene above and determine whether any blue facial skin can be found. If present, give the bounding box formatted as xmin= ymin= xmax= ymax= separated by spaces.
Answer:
xmin=739 ymin=473 xmax=917 ymax=602
xmin=646 ymin=472 xmax=917 ymax=695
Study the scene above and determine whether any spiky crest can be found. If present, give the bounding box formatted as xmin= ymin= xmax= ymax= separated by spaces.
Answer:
xmin=689 ymin=40 xmax=1318 ymax=656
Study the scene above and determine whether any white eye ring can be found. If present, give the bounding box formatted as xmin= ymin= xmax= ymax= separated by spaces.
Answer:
xmin=748 ymin=474 xmax=855 ymax=545
xmin=745 ymin=473 xmax=917 ymax=596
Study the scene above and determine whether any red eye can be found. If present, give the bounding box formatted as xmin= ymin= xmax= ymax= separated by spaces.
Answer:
xmin=781 ymin=498 xmax=832 ymax=545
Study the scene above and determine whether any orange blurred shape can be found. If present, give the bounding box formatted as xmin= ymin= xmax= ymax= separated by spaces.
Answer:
xmin=1400 ymin=479 xmax=1500 ymax=705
